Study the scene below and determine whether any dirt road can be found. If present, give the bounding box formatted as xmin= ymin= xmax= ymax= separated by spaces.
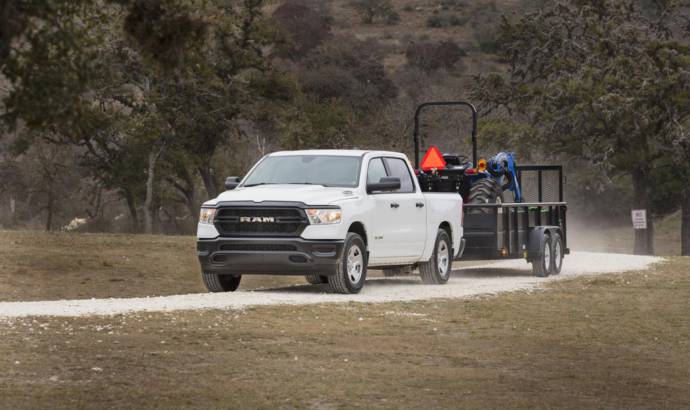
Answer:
xmin=0 ymin=252 xmax=660 ymax=318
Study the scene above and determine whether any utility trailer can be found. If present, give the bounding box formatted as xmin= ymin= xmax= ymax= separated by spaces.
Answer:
xmin=413 ymin=101 xmax=569 ymax=277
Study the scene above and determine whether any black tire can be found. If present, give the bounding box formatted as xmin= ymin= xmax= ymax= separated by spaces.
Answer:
xmin=467 ymin=178 xmax=504 ymax=213
xmin=419 ymin=229 xmax=452 ymax=284
xmin=327 ymin=233 xmax=367 ymax=294
xmin=532 ymin=233 xmax=552 ymax=277
xmin=305 ymin=274 xmax=328 ymax=285
xmin=202 ymin=272 xmax=241 ymax=292
xmin=551 ymin=232 xmax=564 ymax=275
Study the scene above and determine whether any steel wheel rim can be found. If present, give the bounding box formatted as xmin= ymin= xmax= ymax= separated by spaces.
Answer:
xmin=554 ymin=240 xmax=562 ymax=269
xmin=347 ymin=244 xmax=364 ymax=284
xmin=544 ymin=242 xmax=551 ymax=269
xmin=437 ymin=240 xmax=450 ymax=277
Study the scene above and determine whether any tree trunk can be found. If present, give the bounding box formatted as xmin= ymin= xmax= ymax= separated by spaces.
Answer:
xmin=125 ymin=190 xmax=140 ymax=233
xmin=176 ymin=164 xmax=199 ymax=225
xmin=632 ymin=171 xmax=654 ymax=255
xmin=144 ymin=144 xmax=165 ymax=235
xmin=682 ymin=185 xmax=690 ymax=256
xmin=198 ymin=165 xmax=219 ymax=199
xmin=45 ymin=191 xmax=54 ymax=232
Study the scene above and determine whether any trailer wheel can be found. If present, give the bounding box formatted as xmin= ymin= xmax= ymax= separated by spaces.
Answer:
xmin=419 ymin=229 xmax=452 ymax=284
xmin=202 ymin=273 xmax=241 ymax=292
xmin=551 ymin=233 xmax=564 ymax=275
xmin=305 ymin=274 xmax=328 ymax=285
xmin=532 ymin=232 xmax=552 ymax=277
xmin=467 ymin=178 xmax=504 ymax=213
xmin=327 ymin=233 xmax=367 ymax=294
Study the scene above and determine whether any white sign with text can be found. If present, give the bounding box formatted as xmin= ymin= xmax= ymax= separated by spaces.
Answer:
xmin=631 ymin=209 xmax=647 ymax=230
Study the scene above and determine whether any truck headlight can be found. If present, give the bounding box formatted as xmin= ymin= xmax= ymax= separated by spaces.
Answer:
xmin=306 ymin=209 xmax=341 ymax=225
xmin=199 ymin=208 xmax=216 ymax=224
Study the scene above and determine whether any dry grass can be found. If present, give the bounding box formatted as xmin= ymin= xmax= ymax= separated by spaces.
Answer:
xmin=1 ymin=257 xmax=689 ymax=409
xmin=0 ymin=230 xmax=304 ymax=302
xmin=0 ymin=229 xmax=687 ymax=407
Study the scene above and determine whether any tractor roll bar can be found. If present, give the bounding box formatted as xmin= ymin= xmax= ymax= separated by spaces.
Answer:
xmin=413 ymin=101 xmax=478 ymax=170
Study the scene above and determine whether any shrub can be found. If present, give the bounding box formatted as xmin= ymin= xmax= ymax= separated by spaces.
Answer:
xmin=470 ymin=2 xmax=501 ymax=54
xmin=272 ymin=0 xmax=332 ymax=59
xmin=405 ymin=40 xmax=465 ymax=71
xmin=426 ymin=13 xmax=468 ymax=28
xmin=300 ymin=36 xmax=398 ymax=110
xmin=440 ymin=0 xmax=468 ymax=9
xmin=350 ymin=0 xmax=400 ymax=25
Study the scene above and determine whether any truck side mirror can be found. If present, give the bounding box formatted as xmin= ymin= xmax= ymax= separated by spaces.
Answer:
xmin=225 ymin=176 xmax=241 ymax=190
xmin=367 ymin=177 xmax=401 ymax=193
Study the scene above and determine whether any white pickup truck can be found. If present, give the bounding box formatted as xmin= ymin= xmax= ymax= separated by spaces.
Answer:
xmin=196 ymin=150 xmax=464 ymax=294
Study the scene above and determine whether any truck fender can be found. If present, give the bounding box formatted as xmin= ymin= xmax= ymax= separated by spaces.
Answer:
xmin=526 ymin=226 xmax=561 ymax=262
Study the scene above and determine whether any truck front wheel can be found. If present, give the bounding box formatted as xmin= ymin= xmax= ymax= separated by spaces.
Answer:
xmin=419 ymin=229 xmax=452 ymax=284
xmin=202 ymin=273 xmax=241 ymax=292
xmin=328 ymin=233 xmax=367 ymax=294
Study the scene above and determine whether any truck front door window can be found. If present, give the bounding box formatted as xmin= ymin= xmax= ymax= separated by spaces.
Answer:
xmin=367 ymin=158 xmax=387 ymax=184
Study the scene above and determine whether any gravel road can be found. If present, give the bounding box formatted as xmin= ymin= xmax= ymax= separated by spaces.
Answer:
xmin=0 ymin=252 xmax=661 ymax=318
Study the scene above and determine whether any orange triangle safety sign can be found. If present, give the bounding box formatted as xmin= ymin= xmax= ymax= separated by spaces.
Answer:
xmin=420 ymin=146 xmax=446 ymax=171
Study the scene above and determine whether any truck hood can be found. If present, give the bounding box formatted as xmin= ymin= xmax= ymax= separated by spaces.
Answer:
xmin=204 ymin=185 xmax=359 ymax=207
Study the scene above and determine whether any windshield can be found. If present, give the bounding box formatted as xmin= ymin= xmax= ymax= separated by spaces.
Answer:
xmin=242 ymin=155 xmax=361 ymax=188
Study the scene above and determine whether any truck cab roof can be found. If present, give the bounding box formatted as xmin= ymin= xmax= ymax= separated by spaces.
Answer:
xmin=269 ymin=149 xmax=408 ymax=158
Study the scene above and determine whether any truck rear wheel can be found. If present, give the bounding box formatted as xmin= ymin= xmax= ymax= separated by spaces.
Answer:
xmin=328 ymin=233 xmax=367 ymax=294
xmin=532 ymin=232 xmax=552 ymax=277
xmin=202 ymin=273 xmax=241 ymax=292
xmin=305 ymin=274 xmax=328 ymax=285
xmin=419 ymin=229 xmax=452 ymax=284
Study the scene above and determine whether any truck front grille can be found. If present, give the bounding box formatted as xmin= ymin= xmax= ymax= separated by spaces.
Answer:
xmin=219 ymin=243 xmax=298 ymax=252
xmin=214 ymin=207 xmax=307 ymax=237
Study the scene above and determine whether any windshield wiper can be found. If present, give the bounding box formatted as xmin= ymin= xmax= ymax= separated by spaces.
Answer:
xmin=284 ymin=182 xmax=322 ymax=185
xmin=243 ymin=182 xmax=274 ymax=187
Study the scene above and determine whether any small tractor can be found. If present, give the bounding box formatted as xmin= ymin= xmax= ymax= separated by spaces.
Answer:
xmin=414 ymin=102 xmax=521 ymax=210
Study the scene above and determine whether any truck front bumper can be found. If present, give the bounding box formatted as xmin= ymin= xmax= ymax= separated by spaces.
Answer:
xmin=197 ymin=237 xmax=345 ymax=276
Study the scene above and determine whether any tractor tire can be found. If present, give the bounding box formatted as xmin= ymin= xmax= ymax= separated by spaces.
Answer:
xmin=327 ymin=233 xmax=367 ymax=294
xmin=202 ymin=273 xmax=241 ymax=292
xmin=305 ymin=274 xmax=328 ymax=285
xmin=551 ymin=232 xmax=564 ymax=275
xmin=467 ymin=178 xmax=504 ymax=213
xmin=419 ymin=229 xmax=452 ymax=284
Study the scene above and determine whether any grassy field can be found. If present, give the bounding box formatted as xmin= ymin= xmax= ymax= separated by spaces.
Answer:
xmin=1 ymin=257 xmax=688 ymax=409
xmin=1 ymin=229 xmax=687 ymax=408
xmin=0 ymin=230 xmax=307 ymax=302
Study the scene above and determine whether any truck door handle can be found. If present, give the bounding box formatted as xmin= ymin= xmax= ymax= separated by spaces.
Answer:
xmin=416 ymin=202 xmax=424 ymax=208
xmin=390 ymin=203 xmax=400 ymax=209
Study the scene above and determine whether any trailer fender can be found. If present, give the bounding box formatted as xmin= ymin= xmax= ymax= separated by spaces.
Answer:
xmin=526 ymin=226 xmax=562 ymax=262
